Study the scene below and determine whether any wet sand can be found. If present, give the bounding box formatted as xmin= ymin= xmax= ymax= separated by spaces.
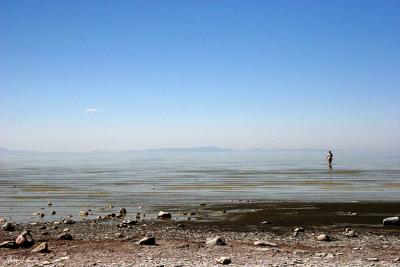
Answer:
xmin=187 ymin=201 xmax=400 ymax=231
xmin=1 ymin=201 xmax=400 ymax=266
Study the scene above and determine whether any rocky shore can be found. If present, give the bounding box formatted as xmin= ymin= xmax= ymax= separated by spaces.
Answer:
xmin=1 ymin=201 xmax=400 ymax=266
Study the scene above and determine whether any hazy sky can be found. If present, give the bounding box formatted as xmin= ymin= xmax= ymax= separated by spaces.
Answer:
xmin=1 ymin=1 xmax=399 ymax=152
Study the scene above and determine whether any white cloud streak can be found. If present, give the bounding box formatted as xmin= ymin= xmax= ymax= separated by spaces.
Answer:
xmin=85 ymin=108 xmax=101 ymax=112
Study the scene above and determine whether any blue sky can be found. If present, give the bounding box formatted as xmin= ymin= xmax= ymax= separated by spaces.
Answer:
xmin=1 ymin=0 xmax=399 ymax=152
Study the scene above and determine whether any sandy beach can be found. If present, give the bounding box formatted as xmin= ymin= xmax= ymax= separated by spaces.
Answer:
xmin=2 ymin=201 xmax=400 ymax=266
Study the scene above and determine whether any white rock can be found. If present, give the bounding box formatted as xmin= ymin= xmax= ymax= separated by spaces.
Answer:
xmin=206 ymin=236 xmax=226 ymax=246
xmin=383 ymin=216 xmax=400 ymax=226
xmin=157 ymin=211 xmax=171 ymax=219
xmin=317 ymin=234 xmax=331 ymax=241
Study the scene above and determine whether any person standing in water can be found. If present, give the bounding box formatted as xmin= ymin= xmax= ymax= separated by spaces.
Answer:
xmin=326 ymin=150 xmax=333 ymax=168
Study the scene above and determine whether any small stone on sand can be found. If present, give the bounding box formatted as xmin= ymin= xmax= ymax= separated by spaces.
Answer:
xmin=137 ymin=236 xmax=156 ymax=245
xmin=157 ymin=211 xmax=172 ymax=219
xmin=58 ymin=233 xmax=73 ymax=240
xmin=31 ymin=242 xmax=49 ymax=253
xmin=216 ymin=257 xmax=231 ymax=265
xmin=317 ymin=234 xmax=331 ymax=241
xmin=206 ymin=236 xmax=226 ymax=246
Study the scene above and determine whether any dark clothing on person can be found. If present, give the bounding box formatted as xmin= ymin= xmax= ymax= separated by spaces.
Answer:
xmin=327 ymin=151 xmax=333 ymax=168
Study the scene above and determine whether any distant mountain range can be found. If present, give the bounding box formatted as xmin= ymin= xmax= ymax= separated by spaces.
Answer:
xmin=141 ymin=146 xmax=232 ymax=152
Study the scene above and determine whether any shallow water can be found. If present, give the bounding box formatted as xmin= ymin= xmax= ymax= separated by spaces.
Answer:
xmin=0 ymin=150 xmax=399 ymax=222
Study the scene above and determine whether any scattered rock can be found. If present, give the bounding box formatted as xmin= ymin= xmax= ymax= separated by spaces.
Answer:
xmin=137 ymin=236 xmax=156 ymax=245
xmin=51 ymin=210 xmax=56 ymax=215
xmin=383 ymin=216 xmax=400 ymax=226
xmin=117 ymin=219 xmax=137 ymax=228
xmin=0 ymin=241 xmax=17 ymax=249
xmin=344 ymin=228 xmax=358 ymax=237
xmin=199 ymin=202 xmax=206 ymax=206
xmin=294 ymin=227 xmax=304 ymax=232
xmin=206 ymin=236 xmax=226 ymax=246
xmin=115 ymin=233 xmax=123 ymax=238
xmin=261 ymin=221 xmax=270 ymax=225
xmin=16 ymin=230 xmax=35 ymax=247
xmin=366 ymin=257 xmax=379 ymax=262
xmin=31 ymin=242 xmax=49 ymax=253
xmin=317 ymin=234 xmax=331 ymax=241
xmin=253 ymin=240 xmax=278 ymax=247
xmin=38 ymin=225 xmax=46 ymax=230
xmin=48 ymin=202 xmax=52 ymax=206
xmin=119 ymin=208 xmax=127 ymax=216
xmin=216 ymin=257 xmax=231 ymax=265
xmin=58 ymin=233 xmax=73 ymax=240
xmin=293 ymin=227 xmax=304 ymax=237
xmin=63 ymin=219 xmax=75 ymax=225
xmin=1 ymin=222 xmax=15 ymax=231
xmin=79 ymin=210 xmax=89 ymax=216
xmin=157 ymin=211 xmax=172 ymax=219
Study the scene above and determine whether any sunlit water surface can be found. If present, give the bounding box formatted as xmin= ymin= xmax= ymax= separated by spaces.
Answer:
xmin=1 ymin=150 xmax=399 ymax=222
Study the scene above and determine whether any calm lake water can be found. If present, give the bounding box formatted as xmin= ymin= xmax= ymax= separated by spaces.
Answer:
xmin=1 ymin=150 xmax=399 ymax=222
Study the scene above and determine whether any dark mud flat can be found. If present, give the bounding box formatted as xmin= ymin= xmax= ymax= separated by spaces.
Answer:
xmin=1 ymin=201 xmax=400 ymax=266
xmin=187 ymin=201 xmax=400 ymax=232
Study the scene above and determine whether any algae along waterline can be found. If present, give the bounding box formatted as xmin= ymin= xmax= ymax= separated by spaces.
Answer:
xmin=0 ymin=149 xmax=399 ymax=223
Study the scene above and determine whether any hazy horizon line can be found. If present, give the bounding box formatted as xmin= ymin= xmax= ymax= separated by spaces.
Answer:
xmin=0 ymin=146 xmax=398 ymax=154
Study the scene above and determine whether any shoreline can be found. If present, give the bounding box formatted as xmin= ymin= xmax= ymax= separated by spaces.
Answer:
xmin=2 ymin=201 xmax=400 ymax=266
